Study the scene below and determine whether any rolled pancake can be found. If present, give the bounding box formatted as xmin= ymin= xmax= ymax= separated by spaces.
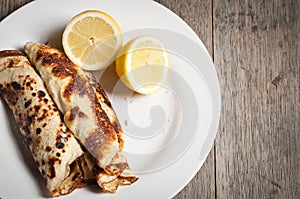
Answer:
xmin=0 ymin=50 xmax=84 ymax=196
xmin=24 ymin=42 xmax=137 ymax=192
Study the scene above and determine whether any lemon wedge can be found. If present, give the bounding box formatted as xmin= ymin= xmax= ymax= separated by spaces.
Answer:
xmin=115 ymin=36 xmax=169 ymax=95
xmin=62 ymin=10 xmax=122 ymax=71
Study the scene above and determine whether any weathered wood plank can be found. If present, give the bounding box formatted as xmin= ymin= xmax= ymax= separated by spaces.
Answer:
xmin=213 ymin=0 xmax=300 ymax=198
xmin=154 ymin=0 xmax=216 ymax=198
xmin=0 ymin=0 xmax=32 ymax=21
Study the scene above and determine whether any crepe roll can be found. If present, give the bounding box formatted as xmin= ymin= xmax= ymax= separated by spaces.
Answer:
xmin=24 ymin=42 xmax=137 ymax=192
xmin=0 ymin=50 xmax=84 ymax=197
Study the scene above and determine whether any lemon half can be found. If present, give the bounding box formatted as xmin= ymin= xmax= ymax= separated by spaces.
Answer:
xmin=62 ymin=10 xmax=122 ymax=71
xmin=116 ymin=35 xmax=169 ymax=95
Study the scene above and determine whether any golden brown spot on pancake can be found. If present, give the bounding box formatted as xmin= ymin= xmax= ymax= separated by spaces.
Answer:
xmin=43 ymin=98 xmax=49 ymax=103
xmin=36 ymin=48 xmax=77 ymax=78
xmin=24 ymin=99 xmax=32 ymax=108
xmin=85 ymin=129 xmax=112 ymax=161
xmin=68 ymin=106 xmax=88 ymax=121
xmin=34 ymin=105 xmax=40 ymax=112
xmin=113 ymin=122 xmax=124 ymax=149
xmin=47 ymin=157 xmax=60 ymax=179
xmin=0 ymin=85 xmax=19 ymax=106
xmin=8 ymin=60 xmax=14 ymax=68
xmin=95 ymin=83 xmax=111 ymax=107
xmin=63 ymin=75 xmax=88 ymax=100
xmin=37 ymin=109 xmax=49 ymax=122
xmin=36 ymin=136 xmax=41 ymax=144
xmin=0 ymin=50 xmax=24 ymax=58
xmin=46 ymin=146 xmax=52 ymax=152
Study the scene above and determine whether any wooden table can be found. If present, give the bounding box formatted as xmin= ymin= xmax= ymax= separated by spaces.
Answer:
xmin=1 ymin=0 xmax=299 ymax=198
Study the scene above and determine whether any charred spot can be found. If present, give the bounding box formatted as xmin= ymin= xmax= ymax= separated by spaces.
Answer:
xmin=43 ymin=98 xmax=49 ymax=103
xmin=0 ymin=50 xmax=23 ymax=57
xmin=23 ymin=126 xmax=30 ymax=135
xmin=46 ymin=146 xmax=52 ymax=152
xmin=62 ymin=149 xmax=66 ymax=153
xmin=42 ymin=159 xmax=46 ymax=165
xmin=56 ymin=152 xmax=61 ymax=157
xmin=8 ymin=60 xmax=14 ymax=68
xmin=36 ymin=48 xmax=78 ymax=79
xmin=26 ymin=116 xmax=33 ymax=125
xmin=96 ymin=83 xmax=111 ymax=107
xmin=26 ymin=82 xmax=31 ymax=87
xmin=113 ymin=122 xmax=120 ymax=134
xmin=37 ymin=109 xmax=48 ymax=122
xmin=41 ymin=169 xmax=46 ymax=176
xmin=56 ymin=142 xmax=65 ymax=149
xmin=42 ymin=123 xmax=47 ymax=128
xmin=37 ymin=90 xmax=46 ymax=98
xmin=26 ymin=137 xmax=32 ymax=145
xmin=95 ymin=104 xmax=115 ymax=139
xmin=36 ymin=49 xmax=45 ymax=61
xmin=32 ymin=92 xmax=36 ymax=97
xmin=6 ymin=83 xmax=10 ymax=87
xmin=0 ymin=88 xmax=18 ymax=105
xmin=47 ymin=157 xmax=59 ymax=179
xmin=24 ymin=100 xmax=32 ymax=108
xmin=52 ymin=63 xmax=77 ymax=79
xmin=48 ymin=165 xmax=56 ymax=179
xmin=35 ymin=160 xmax=40 ymax=168
xmin=34 ymin=105 xmax=41 ymax=112
xmin=36 ymin=128 xmax=42 ymax=135
xmin=57 ymin=134 xmax=68 ymax=143
xmin=11 ymin=82 xmax=21 ymax=90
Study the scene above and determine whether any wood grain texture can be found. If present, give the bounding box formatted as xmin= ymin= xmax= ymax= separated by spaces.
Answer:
xmin=214 ymin=0 xmax=300 ymax=198
xmin=0 ymin=0 xmax=31 ymax=21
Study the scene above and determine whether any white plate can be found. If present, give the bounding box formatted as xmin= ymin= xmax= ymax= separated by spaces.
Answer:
xmin=0 ymin=0 xmax=221 ymax=198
